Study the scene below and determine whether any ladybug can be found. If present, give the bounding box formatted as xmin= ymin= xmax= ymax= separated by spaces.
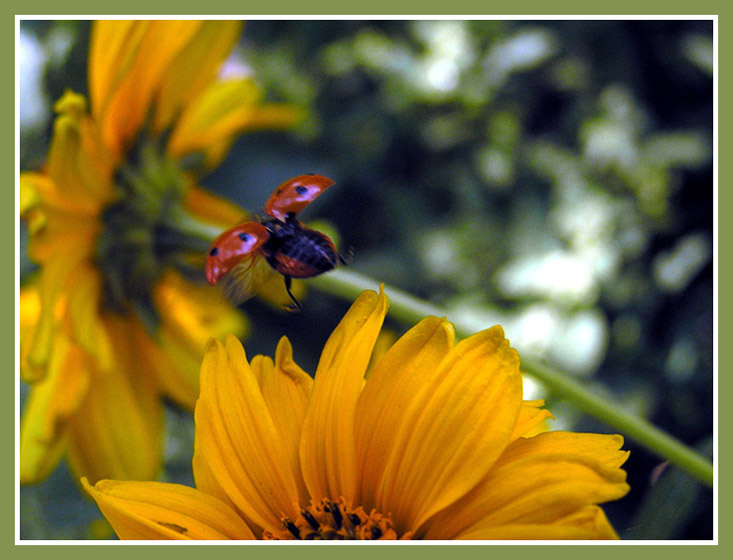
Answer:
xmin=205 ymin=174 xmax=347 ymax=311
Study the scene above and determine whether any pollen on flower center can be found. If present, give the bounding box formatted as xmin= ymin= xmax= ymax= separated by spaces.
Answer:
xmin=263 ymin=497 xmax=411 ymax=540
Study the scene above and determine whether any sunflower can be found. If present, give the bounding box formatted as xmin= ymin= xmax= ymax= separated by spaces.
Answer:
xmin=83 ymin=288 xmax=630 ymax=540
xmin=20 ymin=20 xmax=302 ymax=486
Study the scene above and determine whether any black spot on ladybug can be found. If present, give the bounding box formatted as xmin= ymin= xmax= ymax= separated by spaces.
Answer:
xmin=206 ymin=174 xmax=344 ymax=312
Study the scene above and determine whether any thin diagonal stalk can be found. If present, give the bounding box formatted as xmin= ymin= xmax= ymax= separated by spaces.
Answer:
xmin=311 ymin=268 xmax=714 ymax=488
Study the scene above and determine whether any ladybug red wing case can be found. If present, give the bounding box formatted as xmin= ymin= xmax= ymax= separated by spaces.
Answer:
xmin=205 ymin=221 xmax=270 ymax=285
xmin=206 ymin=173 xmax=345 ymax=311
xmin=265 ymin=174 xmax=336 ymax=220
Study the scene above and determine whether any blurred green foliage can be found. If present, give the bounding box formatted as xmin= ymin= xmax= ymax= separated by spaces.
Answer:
xmin=20 ymin=19 xmax=713 ymax=540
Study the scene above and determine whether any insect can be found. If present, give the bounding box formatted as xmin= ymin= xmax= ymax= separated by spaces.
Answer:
xmin=205 ymin=174 xmax=347 ymax=311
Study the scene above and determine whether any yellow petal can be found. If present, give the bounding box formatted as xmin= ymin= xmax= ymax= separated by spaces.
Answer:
xmin=153 ymin=21 xmax=243 ymax=133
xmin=155 ymin=271 xmax=248 ymax=353
xmin=252 ymin=339 xmax=311 ymax=446
xmin=183 ymin=184 xmax=248 ymax=228
xmin=27 ymin=224 xmax=96 ymax=271
xmin=19 ymin=285 xmax=43 ymax=382
xmin=187 ymin=105 xmax=303 ymax=170
xmin=192 ymin=424 xmax=240 ymax=510
xmin=194 ymin=335 xmax=303 ymax=533
xmin=147 ymin=271 xmax=246 ymax=408
xmin=168 ymin=78 xmax=302 ymax=168
xmin=66 ymin=263 xmax=113 ymax=372
xmin=299 ymin=288 xmax=389 ymax=504
xmin=19 ymin=285 xmax=40 ymax=338
xmin=424 ymin=431 xmax=629 ymax=539
xmin=89 ymin=20 xmax=150 ymax=121
xmin=19 ymin=172 xmax=43 ymax=217
xmin=90 ymin=20 xmax=203 ymax=156
xmin=365 ymin=327 xmax=398 ymax=379
xmin=354 ymin=316 xmax=454 ymax=510
xmin=191 ymin=409 xmax=263 ymax=536
xmin=254 ymin=337 xmax=313 ymax=505
xmin=66 ymin=317 xmax=164 ymax=483
xmin=48 ymin=91 xmax=115 ymax=206
xmin=20 ymin=336 xmax=90 ymax=484
xmin=364 ymin=325 xmax=522 ymax=533
xmin=509 ymin=399 xmax=554 ymax=441
xmin=457 ymin=505 xmax=619 ymax=540
xmin=21 ymin=171 xmax=78 ymax=218
xmin=82 ymin=478 xmax=255 ymax=540
xmin=25 ymin=198 xmax=98 ymax=264
xmin=25 ymin=248 xmax=90 ymax=376
xmin=123 ymin=318 xmax=195 ymax=411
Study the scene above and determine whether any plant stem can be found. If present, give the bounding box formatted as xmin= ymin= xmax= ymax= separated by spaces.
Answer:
xmin=311 ymin=268 xmax=714 ymax=488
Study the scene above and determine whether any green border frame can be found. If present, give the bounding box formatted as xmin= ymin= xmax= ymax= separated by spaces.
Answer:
xmin=7 ymin=2 xmax=725 ymax=559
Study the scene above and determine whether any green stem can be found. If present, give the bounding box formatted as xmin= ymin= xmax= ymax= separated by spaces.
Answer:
xmin=311 ymin=268 xmax=714 ymax=488
xmin=167 ymin=205 xmax=224 ymax=243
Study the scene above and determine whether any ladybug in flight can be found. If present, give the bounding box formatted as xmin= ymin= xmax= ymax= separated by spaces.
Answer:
xmin=205 ymin=174 xmax=347 ymax=311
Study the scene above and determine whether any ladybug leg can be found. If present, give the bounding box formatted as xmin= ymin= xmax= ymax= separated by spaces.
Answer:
xmin=283 ymin=275 xmax=303 ymax=313
xmin=338 ymin=247 xmax=353 ymax=266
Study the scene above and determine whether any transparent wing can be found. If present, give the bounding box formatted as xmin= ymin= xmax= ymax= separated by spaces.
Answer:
xmin=219 ymin=254 xmax=310 ymax=310
xmin=219 ymin=254 xmax=274 ymax=305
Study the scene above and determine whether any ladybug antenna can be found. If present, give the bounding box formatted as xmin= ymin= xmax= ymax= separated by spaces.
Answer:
xmin=283 ymin=276 xmax=303 ymax=313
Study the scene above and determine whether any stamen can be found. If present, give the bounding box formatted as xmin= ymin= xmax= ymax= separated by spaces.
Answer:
xmin=325 ymin=500 xmax=343 ymax=529
xmin=302 ymin=509 xmax=321 ymax=531
xmin=262 ymin=497 xmax=406 ymax=540
xmin=282 ymin=518 xmax=301 ymax=539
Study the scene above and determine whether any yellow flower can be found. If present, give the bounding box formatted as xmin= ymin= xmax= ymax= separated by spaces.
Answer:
xmin=83 ymin=288 xmax=630 ymax=540
xmin=20 ymin=20 xmax=302 ymax=485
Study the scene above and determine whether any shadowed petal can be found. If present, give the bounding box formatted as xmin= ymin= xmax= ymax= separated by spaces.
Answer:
xmin=253 ymin=337 xmax=313 ymax=505
xmin=66 ymin=317 xmax=164 ymax=484
xmin=194 ymin=336 xmax=303 ymax=533
xmin=66 ymin=263 xmax=113 ymax=372
xmin=25 ymin=247 xmax=92 ymax=380
xmin=192 ymin=415 xmax=242 ymax=515
xmin=424 ymin=431 xmax=629 ymax=539
xmin=20 ymin=335 xmax=89 ymax=484
xmin=457 ymin=505 xmax=620 ymax=540
xmin=82 ymin=478 xmax=255 ymax=539
xmin=509 ymin=399 xmax=554 ymax=441
xmin=149 ymin=271 xmax=248 ymax=409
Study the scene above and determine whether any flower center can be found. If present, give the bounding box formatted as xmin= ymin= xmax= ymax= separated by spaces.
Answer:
xmin=263 ymin=497 xmax=411 ymax=540
xmin=95 ymin=136 xmax=215 ymax=326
